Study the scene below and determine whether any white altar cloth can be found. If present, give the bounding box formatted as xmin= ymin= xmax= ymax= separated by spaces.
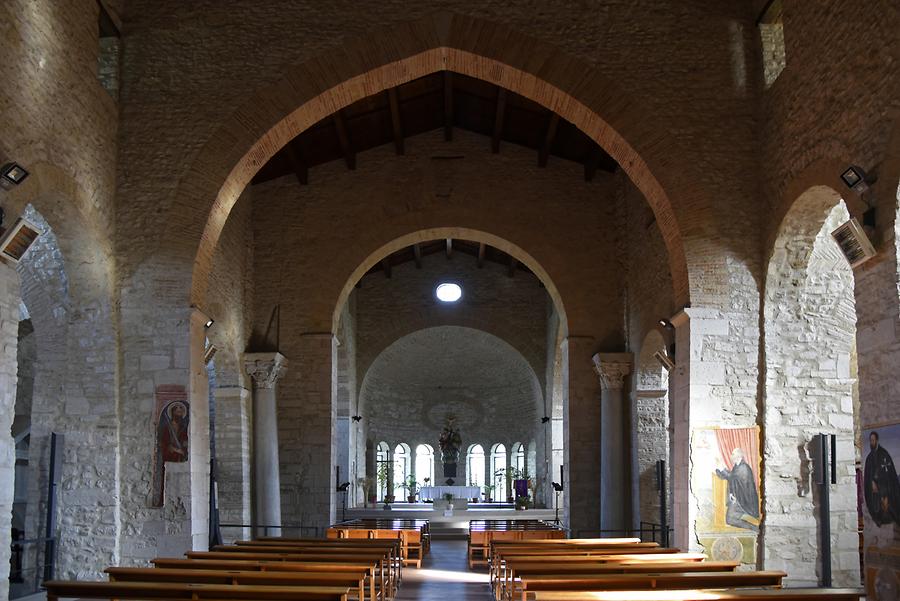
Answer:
xmin=419 ymin=485 xmax=481 ymax=501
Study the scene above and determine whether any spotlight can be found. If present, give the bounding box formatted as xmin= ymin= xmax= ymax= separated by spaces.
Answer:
xmin=351 ymin=415 xmax=362 ymax=422
xmin=541 ymin=416 xmax=550 ymax=424
xmin=204 ymin=318 xmax=214 ymax=329
xmin=840 ymin=165 xmax=871 ymax=195
xmin=337 ymin=482 xmax=350 ymax=492
xmin=658 ymin=318 xmax=673 ymax=329
xmin=0 ymin=163 xmax=29 ymax=187
xmin=551 ymin=482 xmax=564 ymax=492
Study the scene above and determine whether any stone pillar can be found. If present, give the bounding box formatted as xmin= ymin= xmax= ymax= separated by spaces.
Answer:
xmin=189 ymin=309 xmax=212 ymax=551
xmin=593 ymin=353 xmax=633 ymax=533
xmin=563 ymin=335 xmax=603 ymax=535
xmin=669 ymin=308 xmax=733 ymax=552
xmin=0 ymin=262 xmax=19 ymax=601
xmin=244 ymin=352 xmax=287 ymax=537
xmin=213 ymin=386 xmax=252 ymax=541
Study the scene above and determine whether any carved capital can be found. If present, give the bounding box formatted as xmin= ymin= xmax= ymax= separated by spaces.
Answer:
xmin=591 ymin=353 xmax=633 ymax=390
xmin=244 ymin=352 xmax=288 ymax=389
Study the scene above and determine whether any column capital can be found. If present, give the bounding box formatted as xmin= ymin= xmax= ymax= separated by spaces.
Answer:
xmin=244 ymin=352 xmax=288 ymax=389
xmin=670 ymin=307 xmax=721 ymax=328
xmin=591 ymin=352 xmax=633 ymax=390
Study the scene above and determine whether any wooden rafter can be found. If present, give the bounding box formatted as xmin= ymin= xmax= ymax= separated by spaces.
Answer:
xmin=284 ymin=141 xmax=308 ymax=185
xmin=443 ymin=71 xmax=454 ymax=142
xmin=477 ymin=242 xmax=486 ymax=268
xmin=413 ymin=243 xmax=422 ymax=268
xmin=491 ymin=88 xmax=507 ymax=153
xmin=333 ymin=111 xmax=356 ymax=170
xmin=387 ymin=88 xmax=404 ymax=155
xmin=538 ymin=113 xmax=560 ymax=167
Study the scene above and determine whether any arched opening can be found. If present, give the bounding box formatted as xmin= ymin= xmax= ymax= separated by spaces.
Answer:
xmin=375 ymin=441 xmax=391 ymax=502
xmin=491 ymin=443 xmax=508 ymax=501
xmin=762 ymin=185 xmax=860 ymax=586
xmin=512 ymin=442 xmax=526 ymax=476
xmin=414 ymin=444 xmax=435 ymax=488
xmin=466 ymin=444 xmax=486 ymax=490
xmin=392 ymin=442 xmax=411 ymax=495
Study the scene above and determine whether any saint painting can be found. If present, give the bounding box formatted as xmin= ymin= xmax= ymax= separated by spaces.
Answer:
xmin=715 ymin=448 xmax=761 ymax=531
xmin=863 ymin=428 xmax=900 ymax=527
xmin=150 ymin=385 xmax=190 ymax=507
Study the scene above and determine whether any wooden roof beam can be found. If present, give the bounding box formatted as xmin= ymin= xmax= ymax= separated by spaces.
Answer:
xmin=491 ymin=88 xmax=507 ymax=153
xmin=538 ymin=113 xmax=560 ymax=167
xmin=584 ymin=147 xmax=603 ymax=182
xmin=387 ymin=88 xmax=404 ymax=155
xmin=443 ymin=71 xmax=454 ymax=142
xmin=284 ymin=141 xmax=308 ymax=185
xmin=333 ymin=110 xmax=356 ymax=170
xmin=445 ymin=238 xmax=453 ymax=259
xmin=477 ymin=243 xmax=486 ymax=268
xmin=413 ymin=244 xmax=422 ymax=268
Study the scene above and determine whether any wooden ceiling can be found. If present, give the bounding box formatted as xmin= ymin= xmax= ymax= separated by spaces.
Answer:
xmin=251 ymin=70 xmax=619 ymax=186
xmin=359 ymin=238 xmax=537 ymax=282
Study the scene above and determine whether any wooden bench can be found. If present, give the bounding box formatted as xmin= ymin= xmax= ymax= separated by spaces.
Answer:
xmin=495 ymin=560 xmax=740 ymax=600
xmin=515 ymin=571 xmax=786 ymax=601
xmin=152 ymin=558 xmax=382 ymax=601
xmin=528 ymin=588 xmax=864 ymax=601
xmin=106 ymin=567 xmax=367 ymax=601
xmin=327 ymin=520 xmax=429 ymax=567
xmin=43 ymin=580 xmax=349 ymax=601
xmin=469 ymin=520 xmax=566 ymax=568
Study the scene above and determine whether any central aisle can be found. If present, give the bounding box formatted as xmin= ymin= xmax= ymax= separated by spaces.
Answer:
xmin=395 ymin=539 xmax=492 ymax=601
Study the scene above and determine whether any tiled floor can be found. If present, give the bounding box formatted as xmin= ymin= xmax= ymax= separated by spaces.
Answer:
xmin=396 ymin=539 xmax=492 ymax=600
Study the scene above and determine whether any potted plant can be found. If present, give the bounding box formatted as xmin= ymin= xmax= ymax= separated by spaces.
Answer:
xmin=442 ymin=492 xmax=454 ymax=516
xmin=515 ymin=494 xmax=529 ymax=510
xmin=357 ymin=476 xmax=375 ymax=508
xmin=377 ymin=462 xmax=394 ymax=507
xmin=469 ymin=478 xmax=480 ymax=502
xmin=400 ymin=474 xmax=418 ymax=503
xmin=483 ymin=483 xmax=495 ymax=503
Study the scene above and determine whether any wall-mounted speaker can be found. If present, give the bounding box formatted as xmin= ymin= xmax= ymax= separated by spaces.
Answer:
xmin=832 ymin=218 xmax=876 ymax=268
xmin=0 ymin=217 xmax=41 ymax=263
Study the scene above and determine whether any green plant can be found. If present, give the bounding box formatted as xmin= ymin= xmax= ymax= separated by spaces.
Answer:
xmin=515 ymin=495 xmax=529 ymax=509
xmin=376 ymin=462 xmax=392 ymax=498
xmin=443 ymin=492 xmax=454 ymax=502
xmin=357 ymin=476 xmax=375 ymax=507
xmin=400 ymin=474 xmax=418 ymax=494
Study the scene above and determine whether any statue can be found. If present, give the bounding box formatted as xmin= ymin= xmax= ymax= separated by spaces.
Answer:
xmin=438 ymin=414 xmax=462 ymax=481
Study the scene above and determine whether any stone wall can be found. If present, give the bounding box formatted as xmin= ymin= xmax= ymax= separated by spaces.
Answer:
xmin=763 ymin=197 xmax=859 ymax=586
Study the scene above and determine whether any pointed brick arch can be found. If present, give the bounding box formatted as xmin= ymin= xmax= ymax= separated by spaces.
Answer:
xmin=176 ymin=12 xmax=703 ymax=313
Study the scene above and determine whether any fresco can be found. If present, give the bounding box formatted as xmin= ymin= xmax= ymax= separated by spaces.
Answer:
xmin=692 ymin=426 xmax=761 ymax=563
xmin=863 ymin=422 xmax=900 ymax=601
xmin=150 ymin=385 xmax=190 ymax=507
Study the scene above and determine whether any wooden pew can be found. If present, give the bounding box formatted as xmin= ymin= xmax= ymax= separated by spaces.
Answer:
xmin=497 ymin=559 xmax=739 ymax=598
xmin=327 ymin=519 xmax=429 ymax=567
xmin=43 ymin=580 xmax=349 ymax=601
xmin=152 ymin=558 xmax=381 ymax=601
xmin=529 ymin=588 xmax=864 ymax=601
xmin=469 ymin=520 xmax=566 ymax=568
xmin=184 ymin=551 xmax=393 ymax=600
xmin=106 ymin=567 xmax=368 ymax=601
xmin=515 ymin=571 xmax=786 ymax=601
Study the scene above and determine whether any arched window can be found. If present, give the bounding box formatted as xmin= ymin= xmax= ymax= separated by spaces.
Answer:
xmin=393 ymin=443 xmax=411 ymax=493
xmin=466 ymin=444 xmax=485 ymax=487
xmin=512 ymin=442 xmax=526 ymax=476
xmin=376 ymin=441 xmax=390 ymax=500
xmin=414 ymin=444 xmax=434 ymax=485
xmin=490 ymin=443 xmax=507 ymax=498
xmin=527 ymin=441 xmax=537 ymax=480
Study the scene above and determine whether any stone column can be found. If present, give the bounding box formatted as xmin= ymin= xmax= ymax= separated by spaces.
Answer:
xmin=213 ymin=386 xmax=252 ymax=540
xmin=563 ymin=335 xmax=603 ymax=535
xmin=0 ymin=262 xmax=19 ymax=601
xmin=244 ymin=352 xmax=287 ymax=537
xmin=593 ymin=353 xmax=633 ymax=533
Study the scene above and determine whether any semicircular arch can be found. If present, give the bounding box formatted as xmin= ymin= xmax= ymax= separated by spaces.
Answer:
xmin=173 ymin=12 xmax=701 ymax=311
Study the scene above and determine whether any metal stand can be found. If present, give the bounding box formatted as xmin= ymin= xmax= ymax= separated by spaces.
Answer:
xmin=656 ymin=459 xmax=669 ymax=547
xmin=43 ymin=433 xmax=63 ymax=582
xmin=817 ymin=433 xmax=836 ymax=588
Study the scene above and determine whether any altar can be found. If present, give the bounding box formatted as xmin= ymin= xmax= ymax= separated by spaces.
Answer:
xmin=419 ymin=485 xmax=481 ymax=501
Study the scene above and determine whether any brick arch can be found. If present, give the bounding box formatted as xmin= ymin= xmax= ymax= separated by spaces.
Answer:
xmin=179 ymin=12 xmax=700 ymax=311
